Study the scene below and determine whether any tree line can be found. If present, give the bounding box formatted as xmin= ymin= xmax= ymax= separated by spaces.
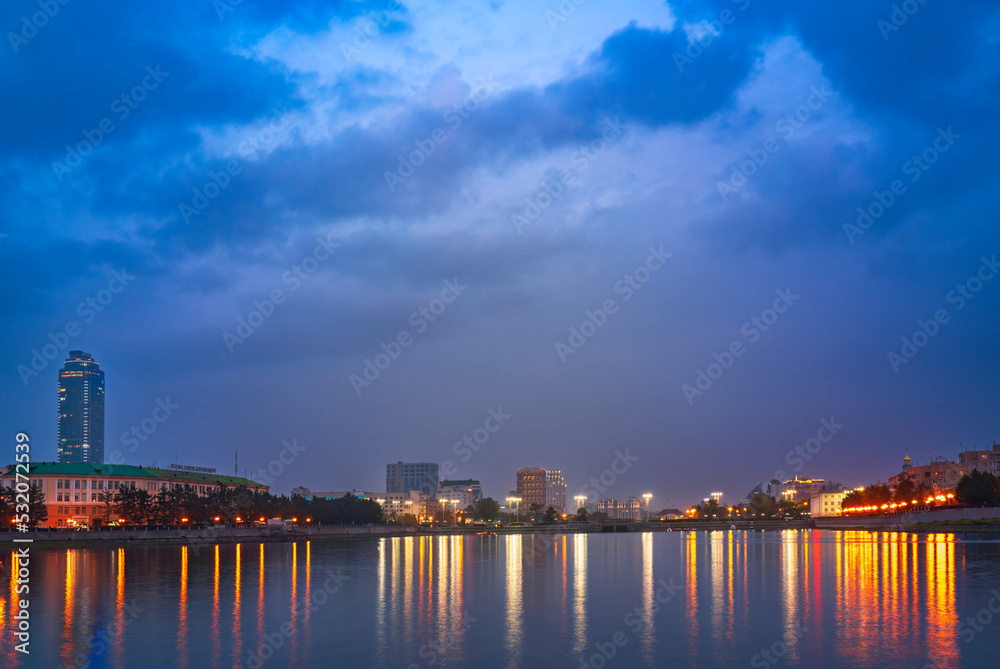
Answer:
xmin=106 ymin=485 xmax=383 ymax=525
xmin=842 ymin=471 xmax=1000 ymax=510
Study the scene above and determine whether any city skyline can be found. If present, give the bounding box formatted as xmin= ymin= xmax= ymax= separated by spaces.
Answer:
xmin=3 ymin=0 xmax=999 ymax=510
xmin=12 ymin=344 xmax=1000 ymax=510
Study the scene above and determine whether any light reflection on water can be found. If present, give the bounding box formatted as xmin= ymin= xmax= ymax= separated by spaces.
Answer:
xmin=1 ymin=531 xmax=998 ymax=668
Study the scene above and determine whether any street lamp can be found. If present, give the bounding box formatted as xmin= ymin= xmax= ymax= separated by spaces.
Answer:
xmin=507 ymin=496 xmax=521 ymax=524
xmin=642 ymin=493 xmax=653 ymax=522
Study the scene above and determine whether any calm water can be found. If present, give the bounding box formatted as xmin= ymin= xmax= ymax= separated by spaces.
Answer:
xmin=3 ymin=531 xmax=1000 ymax=668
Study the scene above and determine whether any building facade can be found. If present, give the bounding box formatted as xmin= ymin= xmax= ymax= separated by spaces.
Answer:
xmin=596 ymin=497 xmax=643 ymax=520
xmin=769 ymin=477 xmax=827 ymax=503
xmin=958 ymin=444 xmax=1000 ymax=477
xmin=810 ymin=489 xmax=848 ymax=517
xmin=0 ymin=462 xmax=268 ymax=528
xmin=290 ymin=487 xmax=373 ymax=501
xmin=386 ymin=462 xmax=439 ymax=499
xmin=438 ymin=479 xmax=482 ymax=509
xmin=516 ymin=468 xmax=546 ymax=512
xmin=57 ymin=351 xmax=105 ymax=464
xmin=545 ymin=470 xmax=566 ymax=511
xmin=374 ymin=490 xmax=436 ymax=521
xmin=888 ymin=455 xmax=963 ymax=491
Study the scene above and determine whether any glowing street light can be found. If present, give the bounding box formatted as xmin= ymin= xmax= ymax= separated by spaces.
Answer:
xmin=642 ymin=493 xmax=653 ymax=522
xmin=507 ymin=496 xmax=521 ymax=524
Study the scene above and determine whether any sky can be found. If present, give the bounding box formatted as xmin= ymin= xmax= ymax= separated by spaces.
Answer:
xmin=1 ymin=0 xmax=998 ymax=510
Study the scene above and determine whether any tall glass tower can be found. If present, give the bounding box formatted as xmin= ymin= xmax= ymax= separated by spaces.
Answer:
xmin=57 ymin=350 xmax=105 ymax=464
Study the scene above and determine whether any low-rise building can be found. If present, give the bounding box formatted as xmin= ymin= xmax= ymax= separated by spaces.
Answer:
xmin=438 ymin=479 xmax=482 ymax=509
xmin=596 ymin=497 xmax=643 ymax=520
xmin=888 ymin=454 xmax=962 ymax=492
xmin=769 ymin=477 xmax=827 ymax=504
xmin=0 ymin=462 xmax=268 ymax=528
xmin=958 ymin=444 xmax=1000 ymax=477
xmin=810 ymin=488 xmax=848 ymax=517
xmin=291 ymin=487 xmax=373 ymax=501
xmin=373 ymin=490 xmax=435 ymax=521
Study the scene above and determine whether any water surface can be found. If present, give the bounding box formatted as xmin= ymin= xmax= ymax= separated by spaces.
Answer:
xmin=3 ymin=530 xmax=999 ymax=668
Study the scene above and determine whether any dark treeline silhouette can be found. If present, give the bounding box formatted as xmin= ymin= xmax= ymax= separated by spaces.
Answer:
xmin=93 ymin=485 xmax=382 ymax=526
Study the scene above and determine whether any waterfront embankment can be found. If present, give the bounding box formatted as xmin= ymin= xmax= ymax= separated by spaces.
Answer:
xmin=813 ymin=506 xmax=1000 ymax=532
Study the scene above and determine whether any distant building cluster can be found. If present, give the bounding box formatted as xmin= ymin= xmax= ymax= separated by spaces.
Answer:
xmin=0 ymin=462 xmax=267 ymax=528
xmin=725 ymin=443 xmax=1000 ymax=519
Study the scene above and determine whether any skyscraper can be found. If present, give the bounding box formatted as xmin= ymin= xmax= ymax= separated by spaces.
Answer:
xmin=386 ymin=462 xmax=439 ymax=499
xmin=545 ymin=470 xmax=567 ymax=511
xmin=516 ymin=467 xmax=546 ymax=512
xmin=57 ymin=351 xmax=105 ymax=464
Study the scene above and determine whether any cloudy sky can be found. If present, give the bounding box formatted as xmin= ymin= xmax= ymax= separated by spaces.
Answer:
xmin=2 ymin=0 xmax=998 ymax=509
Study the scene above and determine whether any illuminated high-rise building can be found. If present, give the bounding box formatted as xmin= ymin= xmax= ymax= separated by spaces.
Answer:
xmin=386 ymin=462 xmax=439 ymax=499
xmin=545 ymin=470 xmax=567 ymax=511
xmin=57 ymin=351 xmax=105 ymax=464
xmin=516 ymin=467 xmax=547 ymax=512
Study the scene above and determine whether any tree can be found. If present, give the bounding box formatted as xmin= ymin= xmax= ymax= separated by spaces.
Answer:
xmin=702 ymin=499 xmax=721 ymax=520
xmin=114 ymin=486 xmax=153 ymax=525
xmin=748 ymin=493 xmax=775 ymax=519
xmin=575 ymin=507 xmax=589 ymax=522
xmin=528 ymin=502 xmax=543 ymax=523
xmin=98 ymin=489 xmax=116 ymax=524
xmin=841 ymin=489 xmax=863 ymax=510
xmin=543 ymin=506 xmax=558 ymax=524
xmin=866 ymin=484 xmax=893 ymax=505
xmin=778 ymin=499 xmax=807 ymax=519
xmin=956 ymin=470 xmax=1000 ymax=507
xmin=893 ymin=477 xmax=917 ymax=503
xmin=5 ymin=484 xmax=49 ymax=528
xmin=0 ymin=487 xmax=10 ymax=527
xmin=474 ymin=497 xmax=501 ymax=521
xmin=590 ymin=511 xmax=609 ymax=521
